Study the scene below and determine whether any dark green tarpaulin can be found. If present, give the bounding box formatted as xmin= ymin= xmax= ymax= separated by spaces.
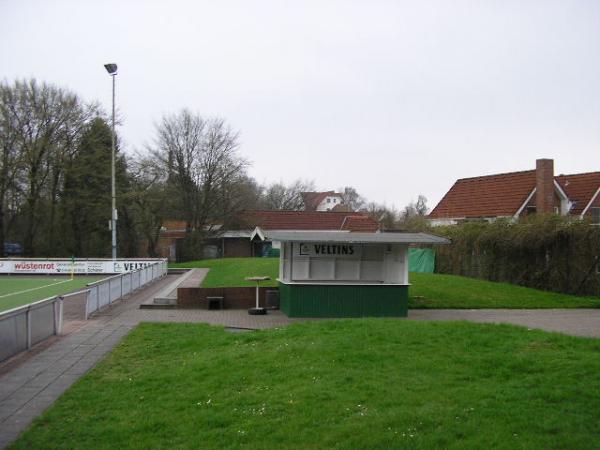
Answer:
xmin=409 ymin=248 xmax=435 ymax=273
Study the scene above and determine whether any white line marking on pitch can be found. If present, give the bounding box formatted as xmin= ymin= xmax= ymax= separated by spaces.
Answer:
xmin=0 ymin=279 xmax=72 ymax=299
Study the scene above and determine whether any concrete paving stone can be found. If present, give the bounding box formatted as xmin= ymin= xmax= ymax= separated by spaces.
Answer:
xmin=53 ymin=371 xmax=82 ymax=384
xmin=66 ymin=360 xmax=97 ymax=376
xmin=38 ymin=384 xmax=69 ymax=399
xmin=67 ymin=346 xmax=94 ymax=357
xmin=58 ymin=336 xmax=92 ymax=345
xmin=0 ymin=399 xmax=27 ymax=422
xmin=20 ymin=375 xmax=57 ymax=390
xmin=2 ymin=411 xmax=39 ymax=432
xmin=0 ymin=431 xmax=22 ymax=448
xmin=14 ymin=362 xmax=50 ymax=374
xmin=0 ymin=432 xmax=19 ymax=448
xmin=4 ymin=384 xmax=44 ymax=399
xmin=17 ymin=396 xmax=55 ymax=416
xmin=45 ymin=361 xmax=80 ymax=374
xmin=34 ymin=367 xmax=69 ymax=379
xmin=0 ymin=382 xmax=25 ymax=400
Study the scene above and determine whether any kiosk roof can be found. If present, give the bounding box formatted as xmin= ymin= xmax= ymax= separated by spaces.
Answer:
xmin=265 ymin=231 xmax=450 ymax=244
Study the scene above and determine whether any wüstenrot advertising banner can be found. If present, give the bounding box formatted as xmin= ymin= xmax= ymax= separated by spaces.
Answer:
xmin=0 ymin=259 xmax=165 ymax=274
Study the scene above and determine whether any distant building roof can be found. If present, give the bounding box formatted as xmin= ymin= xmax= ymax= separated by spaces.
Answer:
xmin=301 ymin=191 xmax=344 ymax=211
xmin=238 ymin=210 xmax=380 ymax=232
xmin=429 ymin=168 xmax=600 ymax=219
xmin=429 ymin=170 xmax=537 ymax=219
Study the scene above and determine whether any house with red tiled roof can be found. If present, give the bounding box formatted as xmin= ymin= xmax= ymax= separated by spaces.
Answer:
xmin=428 ymin=159 xmax=600 ymax=226
xmin=153 ymin=210 xmax=380 ymax=260
xmin=217 ymin=210 xmax=380 ymax=258
xmin=301 ymin=191 xmax=345 ymax=211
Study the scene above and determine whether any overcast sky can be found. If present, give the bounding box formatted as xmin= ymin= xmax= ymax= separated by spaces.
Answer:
xmin=1 ymin=0 xmax=599 ymax=210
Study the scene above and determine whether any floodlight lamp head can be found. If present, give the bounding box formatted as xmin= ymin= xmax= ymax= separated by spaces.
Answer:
xmin=104 ymin=63 xmax=118 ymax=75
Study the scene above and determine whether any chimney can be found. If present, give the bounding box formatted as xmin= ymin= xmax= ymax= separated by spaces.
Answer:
xmin=536 ymin=159 xmax=554 ymax=214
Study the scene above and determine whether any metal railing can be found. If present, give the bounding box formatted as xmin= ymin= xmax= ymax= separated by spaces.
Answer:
xmin=0 ymin=293 xmax=67 ymax=362
xmin=85 ymin=260 xmax=168 ymax=318
xmin=0 ymin=260 xmax=167 ymax=362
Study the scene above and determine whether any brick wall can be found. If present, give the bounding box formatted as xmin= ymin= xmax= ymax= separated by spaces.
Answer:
xmin=177 ymin=286 xmax=277 ymax=309
xmin=536 ymin=159 xmax=555 ymax=213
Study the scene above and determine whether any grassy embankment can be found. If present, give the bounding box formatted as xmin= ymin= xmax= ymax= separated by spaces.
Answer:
xmin=170 ymin=258 xmax=600 ymax=309
xmin=11 ymin=320 xmax=600 ymax=449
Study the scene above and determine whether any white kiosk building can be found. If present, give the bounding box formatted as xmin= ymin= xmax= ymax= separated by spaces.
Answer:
xmin=266 ymin=231 xmax=450 ymax=317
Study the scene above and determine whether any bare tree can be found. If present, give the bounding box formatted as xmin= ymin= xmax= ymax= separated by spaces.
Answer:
xmin=338 ymin=186 xmax=366 ymax=211
xmin=362 ymin=202 xmax=398 ymax=230
xmin=151 ymin=109 xmax=249 ymax=257
xmin=400 ymin=195 xmax=429 ymax=223
xmin=262 ymin=179 xmax=315 ymax=210
xmin=126 ymin=156 xmax=169 ymax=257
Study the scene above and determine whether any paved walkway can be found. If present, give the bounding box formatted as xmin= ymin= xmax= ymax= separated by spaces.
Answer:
xmin=0 ymin=275 xmax=177 ymax=448
xmin=1 ymin=271 xmax=599 ymax=447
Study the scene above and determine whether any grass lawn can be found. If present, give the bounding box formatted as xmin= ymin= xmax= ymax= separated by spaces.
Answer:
xmin=170 ymin=258 xmax=600 ymax=308
xmin=171 ymin=257 xmax=279 ymax=288
xmin=0 ymin=276 xmax=106 ymax=312
xmin=11 ymin=320 xmax=600 ymax=449
xmin=409 ymin=272 xmax=600 ymax=309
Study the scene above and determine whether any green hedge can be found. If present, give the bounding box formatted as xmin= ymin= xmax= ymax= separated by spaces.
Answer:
xmin=434 ymin=216 xmax=600 ymax=296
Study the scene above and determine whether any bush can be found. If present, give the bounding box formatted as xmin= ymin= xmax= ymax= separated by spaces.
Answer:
xmin=434 ymin=215 xmax=600 ymax=296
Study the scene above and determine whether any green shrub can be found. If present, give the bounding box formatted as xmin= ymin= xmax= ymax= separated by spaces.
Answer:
xmin=434 ymin=215 xmax=600 ymax=296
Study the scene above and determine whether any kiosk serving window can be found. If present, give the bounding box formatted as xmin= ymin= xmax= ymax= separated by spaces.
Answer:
xmin=281 ymin=241 xmax=407 ymax=284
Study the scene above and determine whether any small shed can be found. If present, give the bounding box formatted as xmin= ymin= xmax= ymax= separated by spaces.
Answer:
xmin=266 ymin=230 xmax=450 ymax=317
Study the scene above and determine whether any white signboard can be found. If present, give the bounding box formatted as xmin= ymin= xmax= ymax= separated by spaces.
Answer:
xmin=0 ymin=259 xmax=164 ymax=274
xmin=297 ymin=242 xmax=361 ymax=258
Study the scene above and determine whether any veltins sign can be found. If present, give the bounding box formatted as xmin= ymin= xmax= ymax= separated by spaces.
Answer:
xmin=0 ymin=259 xmax=164 ymax=274
xmin=298 ymin=242 xmax=361 ymax=258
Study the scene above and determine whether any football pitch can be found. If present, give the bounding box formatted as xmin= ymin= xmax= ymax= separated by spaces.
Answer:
xmin=0 ymin=276 xmax=107 ymax=313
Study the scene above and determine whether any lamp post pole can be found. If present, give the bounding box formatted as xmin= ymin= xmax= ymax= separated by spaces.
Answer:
xmin=104 ymin=63 xmax=118 ymax=260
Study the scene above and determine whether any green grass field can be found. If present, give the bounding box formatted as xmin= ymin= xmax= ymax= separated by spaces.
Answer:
xmin=170 ymin=258 xmax=600 ymax=308
xmin=171 ymin=258 xmax=279 ymax=288
xmin=11 ymin=320 xmax=600 ymax=449
xmin=0 ymin=276 xmax=106 ymax=312
xmin=409 ymin=272 xmax=600 ymax=309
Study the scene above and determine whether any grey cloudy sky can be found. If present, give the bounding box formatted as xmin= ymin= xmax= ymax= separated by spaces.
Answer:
xmin=1 ymin=0 xmax=599 ymax=210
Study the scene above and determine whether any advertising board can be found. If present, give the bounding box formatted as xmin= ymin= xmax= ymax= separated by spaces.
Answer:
xmin=0 ymin=259 xmax=165 ymax=274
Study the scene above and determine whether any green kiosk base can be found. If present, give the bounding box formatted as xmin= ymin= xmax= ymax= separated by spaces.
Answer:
xmin=279 ymin=282 xmax=408 ymax=318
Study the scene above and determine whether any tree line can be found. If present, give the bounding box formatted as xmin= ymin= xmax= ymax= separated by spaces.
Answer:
xmin=0 ymin=78 xmax=427 ymax=258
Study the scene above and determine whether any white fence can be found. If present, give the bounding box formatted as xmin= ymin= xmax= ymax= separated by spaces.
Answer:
xmin=85 ymin=260 xmax=167 ymax=318
xmin=0 ymin=260 xmax=167 ymax=362
xmin=0 ymin=294 xmax=65 ymax=362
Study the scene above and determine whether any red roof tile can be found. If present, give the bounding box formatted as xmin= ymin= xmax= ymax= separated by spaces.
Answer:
xmin=340 ymin=215 xmax=380 ymax=232
xmin=428 ymin=170 xmax=536 ymax=218
xmin=429 ymin=169 xmax=600 ymax=219
xmin=239 ymin=210 xmax=379 ymax=232
xmin=556 ymin=172 xmax=600 ymax=215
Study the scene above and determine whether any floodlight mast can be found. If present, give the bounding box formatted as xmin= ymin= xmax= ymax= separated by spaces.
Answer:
xmin=104 ymin=63 xmax=118 ymax=260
